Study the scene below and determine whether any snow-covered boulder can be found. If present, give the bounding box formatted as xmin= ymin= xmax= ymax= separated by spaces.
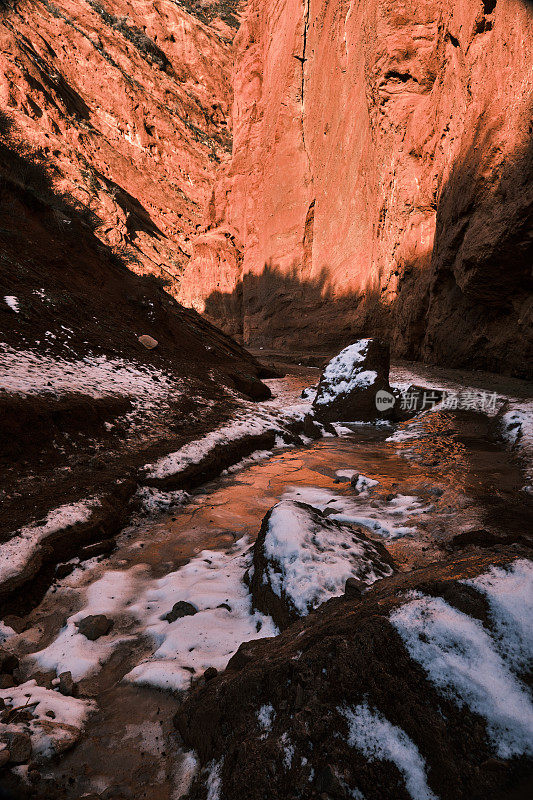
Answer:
xmin=312 ymin=338 xmax=392 ymax=422
xmin=250 ymin=500 xmax=394 ymax=628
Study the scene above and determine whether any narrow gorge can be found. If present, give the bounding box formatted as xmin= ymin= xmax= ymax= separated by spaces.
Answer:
xmin=0 ymin=2 xmax=531 ymax=800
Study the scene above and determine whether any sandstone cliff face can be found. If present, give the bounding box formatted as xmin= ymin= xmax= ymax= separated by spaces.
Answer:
xmin=0 ymin=0 xmax=239 ymax=287
xmin=179 ymin=0 xmax=533 ymax=377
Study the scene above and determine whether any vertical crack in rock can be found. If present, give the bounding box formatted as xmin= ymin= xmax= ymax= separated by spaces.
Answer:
xmin=300 ymin=0 xmax=312 ymax=184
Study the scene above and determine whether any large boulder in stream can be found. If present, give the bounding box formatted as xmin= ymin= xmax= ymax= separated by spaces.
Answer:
xmin=312 ymin=338 xmax=394 ymax=423
xmin=249 ymin=500 xmax=395 ymax=629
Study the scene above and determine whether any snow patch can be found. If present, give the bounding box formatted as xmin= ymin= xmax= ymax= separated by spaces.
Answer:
xmin=0 ymin=498 xmax=99 ymax=587
xmin=4 ymin=296 xmax=19 ymax=313
xmin=340 ymin=703 xmax=437 ymax=800
xmin=464 ymin=559 xmax=533 ymax=676
xmin=135 ymin=486 xmax=190 ymax=515
xmin=391 ymin=566 xmax=533 ymax=758
xmin=31 ymin=568 xmax=142 ymax=681
xmin=0 ymin=680 xmax=95 ymax=760
xmin=282 ymin=485 xmax=427 ymax=539
xmin=125 ymin=538 xmax=278 ymax=691
xmin=257 ymin=703 xmax=275 ymax=733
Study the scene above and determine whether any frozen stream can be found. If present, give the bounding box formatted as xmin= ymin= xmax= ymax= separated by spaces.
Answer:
xmin=1 ymin=368 xmax=531 ymax=799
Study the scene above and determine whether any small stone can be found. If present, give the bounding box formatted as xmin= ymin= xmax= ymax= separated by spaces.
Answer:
xmin=204 ymin=667 xmax=218 ymax=681
xmin=0 ymin=749 xmax=10 ymax=767
xmin=45 ymin=710 xmax=56 ymax=719
xmin=163 ymin=601 xmax=198 ymax=623
xmin=0 ymin=674 xmax=14 ymax=689
xmin=344 ymin=577 xmax=366 ymax=598
xmin=0 ymin=648 xmax=18 ymax=673
xmin=138 ymin=334 xmax=158 ymax=349
xmin=58 ymin=671 xmax=75 ymax=696
xmin=349 ymin=473 xmax=360 ymax=490
xmin=6 ymin=731 xmax=32 ymax=764
xmin=76 ymin=614 xmax=113 ymax=640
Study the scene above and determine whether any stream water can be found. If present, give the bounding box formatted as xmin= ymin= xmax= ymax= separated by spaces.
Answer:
xmin=6 ymin=368 xmax=532 ymax=799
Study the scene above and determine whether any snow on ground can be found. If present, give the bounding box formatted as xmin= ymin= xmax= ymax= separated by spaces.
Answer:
xmin=0 ymin=344 xmax=177 ymax=401
xmin=0 ymin=680 xmax=95 ymax=760
xmin=135 ymin=486 xmax=190 ymax=516
xmin=282 ymin=485 xmax=429 ymax=539
xmin=143 ymin=399 xmax=313 ymax=481
xmin=391 ymin=560 xmax=533 ymax=759
xmin=125 ymin=538 xmax=278 ymax=691
xmin=464 ymin=560 xmax=533 ymax=676
xmin=500 ymin=402 xmax=533 ymax=488
xmin=0 ymin=498 xmax=100 ymax=589
xmin=262 ymin=500 xmax=393 ymax=615
xmin=31 ymin=568 xmax=144 ymax=682
xmin=314 ymin=340 xmax=377 ymax=407
xmin=4 ymin=296 xmax=19 ymax=313
xmin=340 ymin=703 xmax=437 ymax=800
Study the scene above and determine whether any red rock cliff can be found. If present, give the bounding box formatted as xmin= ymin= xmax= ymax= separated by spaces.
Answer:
xmin=0 ymin=0 xmax=240 ymax=288
xmin=179 ymin=0 xmax=533 ymax=377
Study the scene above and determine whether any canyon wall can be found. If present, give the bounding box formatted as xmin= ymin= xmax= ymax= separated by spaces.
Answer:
xmin=179 ymin=0 xmax=533 ymax=377
xmin=0 ymin=0 xmax=240 ymax=287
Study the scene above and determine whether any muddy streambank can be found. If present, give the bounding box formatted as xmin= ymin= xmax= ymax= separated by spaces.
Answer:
xmin=0 ymin=366 xmax=532 ymax=800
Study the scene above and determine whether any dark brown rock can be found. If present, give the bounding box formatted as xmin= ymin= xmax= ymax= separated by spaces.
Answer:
xmin=313 ymin=339 xmax=394 ymax=423
xmin=75 ymin=614 xmax=113 ymax=641
xmin=163 ymin=602 xmax=198 ymax=623
xmin=230 ymin=372 xmax=272 ymax=401
xmin=58 ymin=671 xmax=75 ymax=697
xmin=5 ymin=732 xmax=32 ymax=764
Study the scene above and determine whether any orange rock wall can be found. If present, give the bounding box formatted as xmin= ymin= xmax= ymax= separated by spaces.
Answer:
xmin=0 ymin=0 xmax=239 ymax=287
xmin=179 ymin=0 xmax=533 ymax=375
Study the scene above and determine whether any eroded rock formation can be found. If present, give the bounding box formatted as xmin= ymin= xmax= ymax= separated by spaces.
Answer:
xmin=179 ymin=0 xmax=533 ymax=377
xmin=0 ymin=0 xmax=240 ymax=287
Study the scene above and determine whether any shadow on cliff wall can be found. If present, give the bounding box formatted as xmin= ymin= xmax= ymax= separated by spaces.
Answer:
xmin=202 ymin=259 xmax=431 ymax=360
xmin=200 ymin=111 xmax=532 ymax=378
xmin=423 ymin=107 xmax=533 ymax=376
xmin=0 ymin=108 xmax=143 ymax=271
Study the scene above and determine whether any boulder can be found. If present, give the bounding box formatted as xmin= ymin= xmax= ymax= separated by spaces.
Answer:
xmin=250 ymin=500 xmax=394 ymax=629
xmin=138 ymin=335 xmax=158 ymax=349
xmin=230 ymin=372 xmax=272 ymax=401
xmin=0 ymin=648 xmax=18 ymax=674
xmin=312 ymin=339 xmax=394 ymax=423
xmin=58 ymin=671 xmax=76 ymax=696
xmin=5 ymin=731 xmax=32 ymax=764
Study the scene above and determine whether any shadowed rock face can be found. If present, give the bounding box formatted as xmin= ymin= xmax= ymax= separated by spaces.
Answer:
xmin=178 ymin=0 xmax=533 ymax=378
